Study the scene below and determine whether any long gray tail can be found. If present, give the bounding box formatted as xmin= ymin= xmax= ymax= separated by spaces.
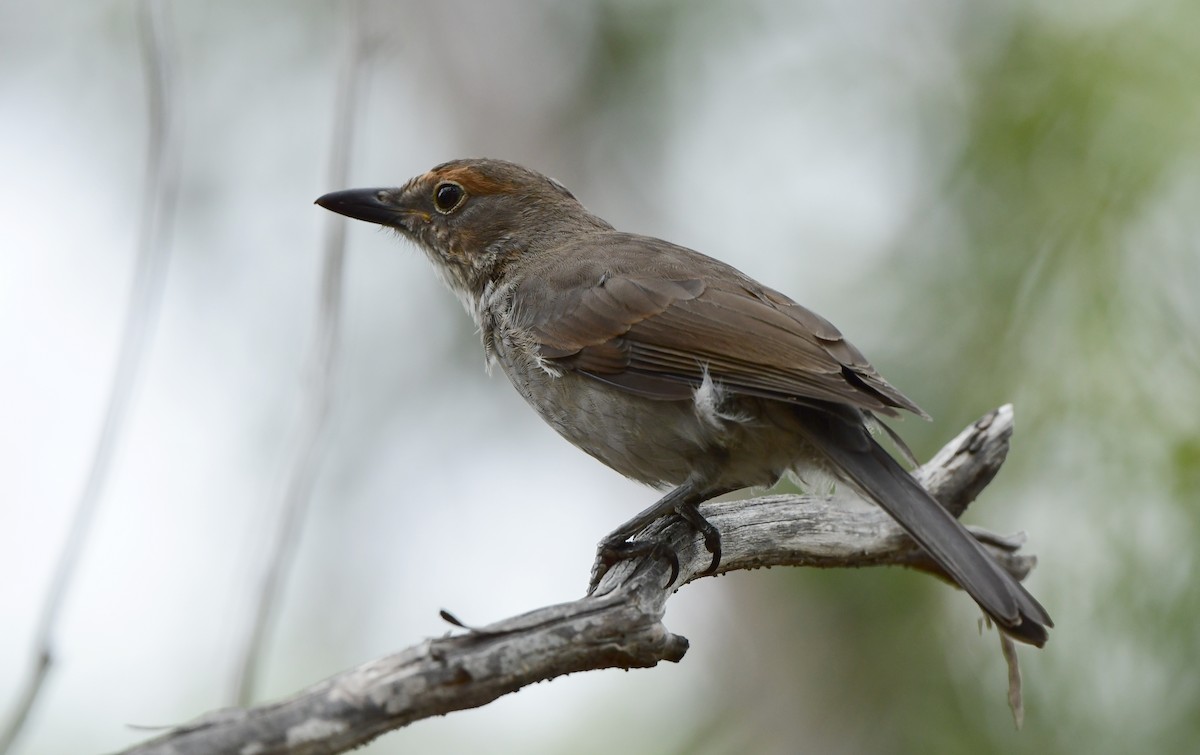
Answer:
xmin=799 ymin=406 xmax=1052 ymax=646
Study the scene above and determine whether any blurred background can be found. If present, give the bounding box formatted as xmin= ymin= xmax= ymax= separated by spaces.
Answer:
xmin=2 ymin=0 xmax=1198 ymax=753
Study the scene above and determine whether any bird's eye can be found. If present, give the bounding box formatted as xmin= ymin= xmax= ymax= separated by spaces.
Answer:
xmin=433 ymin=181 xmax=466 ymax=213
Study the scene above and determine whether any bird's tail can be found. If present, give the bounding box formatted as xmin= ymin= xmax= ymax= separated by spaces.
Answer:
xmin=798 ymin=406 xmax=1052 ymax=646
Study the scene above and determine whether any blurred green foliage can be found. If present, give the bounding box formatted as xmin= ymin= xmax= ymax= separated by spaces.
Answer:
xmin=727 ymin=4 xmax=1200 ymax=754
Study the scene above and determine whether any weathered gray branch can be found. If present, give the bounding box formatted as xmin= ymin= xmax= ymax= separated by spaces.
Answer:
xmin=118 ymin=405 xmax=1037 ymax=755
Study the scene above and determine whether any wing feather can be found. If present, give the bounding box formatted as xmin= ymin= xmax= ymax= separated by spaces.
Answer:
xmin=515 ymin=235 xmax=924 ymax=417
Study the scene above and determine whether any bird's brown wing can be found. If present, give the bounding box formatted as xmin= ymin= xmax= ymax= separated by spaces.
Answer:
xmin=516 ymin=237 xmax=1051 ymax=645
xmin=518 ymin=237 xmax=925 ymax=418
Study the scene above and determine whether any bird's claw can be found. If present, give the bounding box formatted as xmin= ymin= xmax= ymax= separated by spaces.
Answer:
xmin=588 ymin=539 xmax=681 ymax=593
xmin=675 ymin=502 xmax=722 ymax=575
xmin=587 ymin=507 xmax=726 ymax=592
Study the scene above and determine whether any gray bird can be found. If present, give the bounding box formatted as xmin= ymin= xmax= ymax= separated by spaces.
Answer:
xmin=316 ymin=158 xmax=1052 ymax=646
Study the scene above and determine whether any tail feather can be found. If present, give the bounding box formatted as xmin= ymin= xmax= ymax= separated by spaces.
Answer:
xmin=799 ymin=407 xmax=1053 ymax=646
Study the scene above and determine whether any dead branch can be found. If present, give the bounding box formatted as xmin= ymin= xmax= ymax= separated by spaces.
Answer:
xmin=117 ymin=405 xmax=1038 ymax=755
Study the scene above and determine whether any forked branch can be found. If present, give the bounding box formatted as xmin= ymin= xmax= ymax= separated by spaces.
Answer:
xmin=119 ymin=405 xmax=1037 ymax=755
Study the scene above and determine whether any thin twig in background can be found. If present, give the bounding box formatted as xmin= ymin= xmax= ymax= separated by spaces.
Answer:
xmin=0 ymin=1 xmax=180 ymax=752
xmin=231 ymin=0 xmax=369 ymax=706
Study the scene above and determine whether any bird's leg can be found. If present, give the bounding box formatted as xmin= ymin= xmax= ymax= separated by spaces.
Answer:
xmin=588 ymin=477 xmax=733 ymax=593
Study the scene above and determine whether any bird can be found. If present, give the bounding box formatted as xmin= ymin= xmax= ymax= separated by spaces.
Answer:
xmin=315 ymin=158 xmax=1052 ymax=646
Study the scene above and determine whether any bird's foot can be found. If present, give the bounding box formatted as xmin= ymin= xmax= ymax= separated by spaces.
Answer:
xmin=588 ymin=538 xmax=680 ymax=593
xmin=674 ymin=500 xmax=722 ymax=575
xmin=587 ymin=505 xmax=723 ymax=593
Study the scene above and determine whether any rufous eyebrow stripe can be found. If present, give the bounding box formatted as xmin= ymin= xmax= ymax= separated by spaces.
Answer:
xmin=428 ymin=165 xmax=518 ymax=196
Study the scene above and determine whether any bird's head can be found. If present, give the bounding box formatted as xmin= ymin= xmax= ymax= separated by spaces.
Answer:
xmin=316 ymin=158 xmax=608 ymax=304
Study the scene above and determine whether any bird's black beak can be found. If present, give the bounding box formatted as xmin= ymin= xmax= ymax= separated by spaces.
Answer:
xmin=315 ymin=188 xmax=405 ymax=227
